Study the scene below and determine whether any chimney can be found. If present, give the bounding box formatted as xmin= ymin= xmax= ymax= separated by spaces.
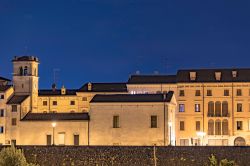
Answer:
xmin=61 ymin=85 xmax=66 ymax=95
xmin=190 ymin=72 xmax=196 ymax=81
xmin=88 ymin=82 xmax=92 ymax=91
xmin=215 ymin=72 xmax=221 ymax=81
xmin=52 ymin=83 xmax=56 ymax=92
xmin=232 ymin=70 xmax=237 ymax=78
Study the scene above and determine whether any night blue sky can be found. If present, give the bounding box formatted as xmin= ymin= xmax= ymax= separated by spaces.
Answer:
xmin=0 ymin=0 xmax=250 ymax=89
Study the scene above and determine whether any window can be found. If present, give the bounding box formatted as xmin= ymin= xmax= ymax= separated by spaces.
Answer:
xmin=53 ymin=101 xmax=57 ymax=106
xmin=180 ymin=121 xmax=185 ymax=131
xmin=151 ymin=116 xmax=157 ymax=128
xmin=195 ymin=104 xmax=200 ymax=112
xmin=12 ymin=118 xmax=17 ymax=126
xmin=224 ymin=90 xmax=229 ymax=96
xmin=215 ymin=101 xmax=221 ymax=117
xmin=195 ymin=90 xmax=201 ymax=96
xmin=43 ymin=101 xmax=48 ymax=106
xmin=0 ymin=95 xmax=4 ymax=99
xmin=180 ymin=139 xmax=189 ymax=146
xmin=222 ymin=120 xmax=228 ymax=135
xmin=208 ymin=120 xmax=214 ymax=135
xmin=113 ymin=116 xmax=120 ymax=128
xmin=222 ymin=101 xmax=228 ymax=116
xmin=19 ymin=67 xmax=23 ymax=75
xmin=236 ymin=89 xmax=242 ymax=96
xmin=179 ymin=90 xmax=185 ymax=96
xmin=47 ymin=135 xmax=52 ymax=145
xmin=215 ymin=120 xmax=221 ymax=135
xmin=82 ymin=97 xmax=87 ymax=101
xmin=208 ymin=101 xmax=214 ymax=117
xmin=196 ymin=121 xmax=200 ymax=131
xmin=12 ymin=105 xmax=17 ymax=112
xmin=207 ymin=90 xmax=212 ymax=96
xmin=74 ymin=135 xmax=79 ymax=146
xmin=0 ymin=126 xmax=3 ymax=133
xmin=179 ymin=104 xmax=185 ymax=112
xmin=0 ymin=110 xmax=4 ymax=117
xmin=70 ymin=101 xmax=75 ymax=105
xmin=24 ymin=66 xmax=28 ymax=76
xmin=237 ymin=121 xmax=243 ymax=130
xmin=237 ymin=103 xmax=243 ymax=112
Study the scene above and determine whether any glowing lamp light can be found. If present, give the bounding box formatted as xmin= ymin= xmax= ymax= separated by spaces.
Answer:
xmin=52 ymin=122 xmax=57 ymax=128
xmin=196 ymin=131 xmax=206 ymax=137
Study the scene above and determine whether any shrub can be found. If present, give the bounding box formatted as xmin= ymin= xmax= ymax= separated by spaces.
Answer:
xmin=0 ymin=146 xmax=38 ymax=166
xmin=208 ymin=154 xmax=236 ymax=166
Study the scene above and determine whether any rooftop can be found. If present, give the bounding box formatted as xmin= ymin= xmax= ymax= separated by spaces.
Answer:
xmin=128 ymin=75 xmax=176 ymax=84
xmin=0 ymin=85 xmax=12 ymax=92
xmin=0 ymin=76 xmax=11 ymax=82
xmin=177 ymin=68 xmax=250 ymax=83
xmin=78 ymin=83 xmax=127 ymax=92
xmin=38 ymin=89 xmax=77 ymax=96
xmin=12 ymin=56 xmax=39 ymax=62
xmin=21 ymin=112 xmax=89 ymax=121
xmin=90 ymin=91 xmax=174 ymax=103
xmin=7 ymin=95 xmax=29 ymax=104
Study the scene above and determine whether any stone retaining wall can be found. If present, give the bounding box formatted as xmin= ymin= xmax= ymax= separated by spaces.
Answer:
xmin=1 ymin=146 xmax=249 ymax=166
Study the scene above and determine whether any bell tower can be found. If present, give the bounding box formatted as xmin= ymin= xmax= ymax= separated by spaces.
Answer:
xmin=12 ymin=56 xmax=39 ymax=112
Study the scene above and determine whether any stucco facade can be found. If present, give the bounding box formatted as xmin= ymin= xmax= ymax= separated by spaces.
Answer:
xmin=1 ymin=56 xmax=250 ymax=146
xmin=89 ymin=99 xmax=176 ymax=146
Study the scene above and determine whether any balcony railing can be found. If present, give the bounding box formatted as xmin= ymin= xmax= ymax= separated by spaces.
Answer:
xmin=207 ymin=113 xmax=230 ymax=117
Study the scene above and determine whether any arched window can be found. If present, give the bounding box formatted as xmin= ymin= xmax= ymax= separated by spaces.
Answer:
xmin=19 ymin=67 xmax=23 ymax=76
xmin=208 ymin=101 xmax=214 ymax=117
xmin=222 ymin=119 xmax=228 ymax=135
xmin=222 ymin=101 xmax=228 ymax=117
xmin=208 ymin=120 xmax=214 ymax=135
xmin=215 ymin=101 xmax=221 ymax=117
xmin=24 ymin=66 xmax=28 ymax=76
xmin=215 ymin=119 xmax=221 ymax=135
xmin=34 ymin=68 xmax=37 ymax=76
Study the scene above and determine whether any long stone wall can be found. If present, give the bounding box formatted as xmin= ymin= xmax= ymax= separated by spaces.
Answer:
xmin=1 ymin=146 xmax=249 ymax=166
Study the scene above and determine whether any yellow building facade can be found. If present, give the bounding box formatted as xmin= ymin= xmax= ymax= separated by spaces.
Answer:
xmin=0 ymin=56 xmax=250 ymax=146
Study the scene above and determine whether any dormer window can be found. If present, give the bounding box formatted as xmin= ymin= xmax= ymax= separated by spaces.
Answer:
xmin=24 ymin=66 xmax=28 ymax=76
xmin=190 ymin=72 xmax=196 ymax=81
xmin=232 ymin=71 xmax=237 ymax=78
xmin=215 ymin=72 xmax=221 ymax=81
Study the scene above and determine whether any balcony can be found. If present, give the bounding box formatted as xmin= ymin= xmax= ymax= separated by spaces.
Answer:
xmin=207 ymin=113 xmax=230 ymax=117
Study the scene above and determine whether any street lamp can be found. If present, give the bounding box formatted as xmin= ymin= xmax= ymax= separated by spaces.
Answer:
xmin=196 ymin=131 xmax=206 ymax=146
xmin=52 ymin=122 xmax=57 ymax=146
xmin=168 ymin=122 xmax=172 ymax=146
